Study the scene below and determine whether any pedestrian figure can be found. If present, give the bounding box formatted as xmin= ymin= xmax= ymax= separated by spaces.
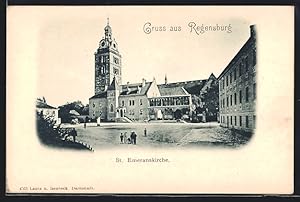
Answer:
xmin=97 ymin=117 xmax=101 ymax=126
xmin=120 ymin=133 xmax=124 ymax=144
xmin=127 ymin=137 xmax=131 ymax=144
xmin=144 ymin=128 xmax=147 ymax=137
xmin=130 ymin=131 xmax=134 ymax=144
xmin=84 ymin=116 xmax=88 ymax=129
xmin=232 ymin=126 xmax=236 ymax=146
xmin=123 ymin=132 xmax=127 ymax=143
xmin=132 ymin=131 xmax=137 ymax=145
xmin=70 ymin=128 xmax=77 ymax=142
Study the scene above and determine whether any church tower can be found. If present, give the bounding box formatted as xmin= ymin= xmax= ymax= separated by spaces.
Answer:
xmin=94 ymin=18 xmax=122 ymax=95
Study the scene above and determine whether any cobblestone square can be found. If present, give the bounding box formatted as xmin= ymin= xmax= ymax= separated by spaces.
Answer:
xmin=66 ymin=122 xmax=252 ymax=150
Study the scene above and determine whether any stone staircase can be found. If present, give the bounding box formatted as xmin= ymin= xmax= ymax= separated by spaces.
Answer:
xmin=115 ymin=117 xmax=133 ymax=123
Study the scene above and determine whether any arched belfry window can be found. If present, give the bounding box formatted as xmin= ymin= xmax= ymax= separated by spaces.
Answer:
xmin=110 ymin=104 xmax=114 ymax=112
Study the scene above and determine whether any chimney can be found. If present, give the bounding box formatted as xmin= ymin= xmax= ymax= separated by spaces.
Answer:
xmin=153 ymin=77 xmax=156 ymax=83
xmin=142 ymin=78 xmax=146 ymax=87
xmin=126 ymin=81 xmax=130 ymax=94
xmin=164 ymin=74 xmax=168 ymax=85
xmin=250 ymin=25 xmax=256 ymax=38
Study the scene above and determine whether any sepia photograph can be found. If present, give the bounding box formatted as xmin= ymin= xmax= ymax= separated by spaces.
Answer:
xmin=6 ymin=6 xmax=293 ymax=194
xmin=35 ymin=18 xmax=256 ymax=151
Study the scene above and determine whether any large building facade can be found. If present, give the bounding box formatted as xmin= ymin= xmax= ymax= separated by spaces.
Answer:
xmin=89 ymin=20 xmax=217 ymax=122
xmin=218 ymin=25 xmax=256 ymax=132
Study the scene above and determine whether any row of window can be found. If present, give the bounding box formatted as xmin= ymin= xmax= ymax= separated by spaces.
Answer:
xmin=103 ymin=104 xmax=144 ymax=116
xmin=127 ymin=99 xmax=143 ymax=106
xmin=220 ymin=115 xmax=256 ymax=128
xmin=97 ymin=55 xmax=120 ymax=65
xmin=129 ymin=109 xmax=143 ymax=115
xmin=99 ymin=67 xmax=120 ymax=76
xmin=92 ymin=99 xmax=144 ymax=109
xmin=129 ymin=100 xmax=135 ymax=106
xmin=220 ymin=83 xmax=256 ymax=108
xmin=100 ymin=65 xmax=108 ymax=75
xmin=97 ymin=55 xmax=109 ymax=64
xmin=149 ymin=97 xmax=190 ymax=107
xmin=220 ymin=49 xmax=256 ymax=90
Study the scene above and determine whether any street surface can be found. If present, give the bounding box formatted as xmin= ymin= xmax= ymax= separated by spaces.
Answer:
xmin=62 ymin=122 xmax=252 ymax=150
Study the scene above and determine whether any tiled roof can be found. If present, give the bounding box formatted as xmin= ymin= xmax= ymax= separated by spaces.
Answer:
xmin=89 ymin=91 xmax=107 ymax=99
xmin=217 ymin=25 xmax=256 ymax=80
xmin=158 ymin=86 xmax=188 ymax=96
xmin=36 ymin=101 xmax=57 ymax=109
xmin=119 ymin=82 xmax=152 ymax=96
xmin=158 ymin=79 xmax=207 ymax=95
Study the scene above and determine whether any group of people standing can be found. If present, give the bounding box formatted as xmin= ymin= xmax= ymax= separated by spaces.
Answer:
xmin=119 ymin=128 xmax=147 ymax=145
xmin=120 ymin=131 xmax=137 ymax=145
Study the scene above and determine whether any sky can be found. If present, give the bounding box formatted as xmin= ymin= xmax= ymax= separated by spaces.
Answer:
xmin=35 ymin=6 xmax=252 ymax=106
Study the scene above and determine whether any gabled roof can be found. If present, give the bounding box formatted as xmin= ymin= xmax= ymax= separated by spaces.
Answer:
xmin=208 ymin=73 xmax=216 ymax=80
xmin=89 ymin=91 xmax=107 ymax=99
xmin=217 ymin=26 xmax=256 ymax=80
xmin=157 ymin=86 xmax=188 ymax=96
xmin=158 ymin=79 xmax=207 ymax=95
xmin=119 ymin=82 xmax=152 ymax=96
xmin=36 ymin=101 xmax=57 ymax=109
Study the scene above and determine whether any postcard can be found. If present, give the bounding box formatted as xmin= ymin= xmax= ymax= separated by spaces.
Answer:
xmin=6 ymin=6 xmax=294 ymax=194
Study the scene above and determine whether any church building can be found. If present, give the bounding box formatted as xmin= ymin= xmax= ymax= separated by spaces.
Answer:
xmin=89 ymin=20 xmax=217 ymax=122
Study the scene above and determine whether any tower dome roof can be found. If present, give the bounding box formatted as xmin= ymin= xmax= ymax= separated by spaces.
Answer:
xmin=104 ymin=24 xmax=112 ymax=32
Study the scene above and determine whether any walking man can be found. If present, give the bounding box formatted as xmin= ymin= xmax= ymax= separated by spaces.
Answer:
xmin=84 ymin=116 xmax=88 ymax=129
xmin=144 ymin=128 xmax=147 ymax=137
xmin=132 ymin=131 xmax=137 ymax=145
xmin=120 ymin=133 xmax=124 ymax=144
xmin=123 ymin=132 xmax=127 ymax=144
xmin=130 ymin=131 xmax=134 ymax=144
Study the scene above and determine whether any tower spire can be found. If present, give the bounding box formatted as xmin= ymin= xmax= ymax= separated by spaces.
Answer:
xmin=104 ymin=18 xmax=112 ymax=40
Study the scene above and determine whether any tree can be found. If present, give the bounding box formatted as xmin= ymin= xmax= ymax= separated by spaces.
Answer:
xmin=36 ymin=111 xmax=93 ymax=151
xmin=81 ymin=104 xmax=89 ymax=115
xmin=36 ymin=111 xmax=64 ymax=145
xmin=200 ymin=81 xmax=219 ymax=121
xmin=58 ymin=100 xmax=87 ymax=123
